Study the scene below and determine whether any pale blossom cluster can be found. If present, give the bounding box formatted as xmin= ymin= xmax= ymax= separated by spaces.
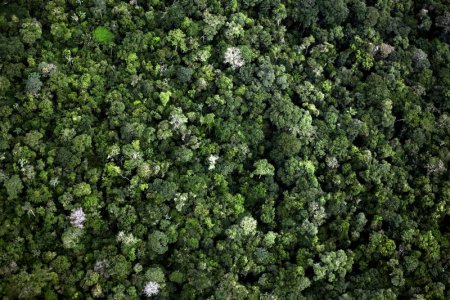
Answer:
xmin=94 ymin=259 xmax=110 ymax=278
xmin=373 ymin=43 xmax=395 ymax=58
xmin=207 ymin=154 xmax=219 ymax=170
xmin=240 ymin=216 xmax=257 ymax=236
xmin=174 ymin=192 xmax=188 ymax=212
xmin=325 ymin=156 xmax=339 ymax=169
xmin=143 ymin=281 xmax=160 ymax=297
xmin=117 ymin=231 xmax=138 ymax=245
xmin=49 ymin=177 xmax=59 ymax=187
xmin=169 ymin=108 xmax=188 ymax=130
xmin=224 ymin=47 xmax=245 ymax=70
xmin=38 ymin=62 xmax=57 ymax=77
xmin=70 ymin=207 xmax=85 ymax=228
xmin=426 ymin=158 xmax=446 ymax=175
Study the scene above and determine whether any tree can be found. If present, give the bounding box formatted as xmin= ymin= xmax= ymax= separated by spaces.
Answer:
xmin=252 ymin=159 xmax=275 ymax=177
xmin=148 ymin=231 xmax=168 ymax=254
xmin=202 ymin=12 xmax=226 ymax=41
xmin=4 ymin=175 xmax=23 ymax=200
xmin=93 ymin=26 xmax=114 ymax=44
xmin=73 ymin=182 xmax=91 ymax=197
xmin=143 ymin=281 xmax=160 ymax=297
xmin=313 ymin=250 xmax=354 ymax=282
xmin=167 ymin=29 xmax=187 ymax=52
xmin=25 ymin=72 xmax=43 ymax=96
xmin=239 ymin=216 xmax=257 ymax=236
xmin=224 ymin=47 xmax=245 ymax=70
xmin=0 ymin=0 xmax=449 ymax=298
xmin=268 ymin=93 xmax=314 ymax=138
xmin=20 ymin=19 xmax=42 ymax=44
xmin=177 ymin=66 xmax=193 ymax=83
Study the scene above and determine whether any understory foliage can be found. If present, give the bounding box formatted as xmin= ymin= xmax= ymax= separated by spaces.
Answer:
xmin=0 ymin=0 xmax=449 ymax=299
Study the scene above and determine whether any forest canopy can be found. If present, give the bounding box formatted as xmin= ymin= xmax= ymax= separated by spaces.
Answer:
xmin=0 ymin=0 xmax=449 ymax=299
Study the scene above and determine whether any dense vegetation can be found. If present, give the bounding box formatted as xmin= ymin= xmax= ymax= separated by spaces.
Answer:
xmin=0 ymin=0 xmax=449 ymax=298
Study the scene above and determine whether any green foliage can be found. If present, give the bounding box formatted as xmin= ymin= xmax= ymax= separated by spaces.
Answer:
xmin=73 ymin=182 xmax=91 ymax=197
xmin=25 ymin=72 xmax=43 ymax=96
xmin=93 ymin=26 xmax=114 ymax=44
xmin=313 ymin=250 xmax=354 ymax=282
xmin=0 ymin=0 xmax=449 ymax=299
xmin=4 ymin=175 xmax=23 ymax=200
xmin=252 ymin=159 xmax=275 ymax=177
xmin=20 ymin=19 xmax=42 ymax=44
xmin=159 ymin=91 xmax=171 ymax=106
xmin=148 ymin=230 xmax=168 ymax=255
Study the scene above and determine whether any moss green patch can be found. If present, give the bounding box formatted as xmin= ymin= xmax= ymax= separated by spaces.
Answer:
xmin=93 ymin=26 xmax=114 ymax=43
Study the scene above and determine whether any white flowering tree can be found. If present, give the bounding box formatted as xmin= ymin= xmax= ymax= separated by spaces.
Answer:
xmin=69 ymin=208 xmax=85 ymax=228
xmin=224 ymin=47 xmax=245 ymax=70
xmin=143 ymin=281 xmax=160 ymax=297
